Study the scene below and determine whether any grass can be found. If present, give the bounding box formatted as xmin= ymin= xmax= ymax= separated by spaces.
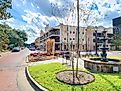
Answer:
xmin=89 ymin=56 xmax=121 ymax=61
xmin=29 ymin=63 xmax=121 ymax=91
xmin=107 ymin=56 xmax=121 ymax=60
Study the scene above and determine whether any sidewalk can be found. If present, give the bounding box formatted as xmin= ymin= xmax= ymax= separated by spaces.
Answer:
xmin=28 ymin=57 xmax=85 ymax=70
xmin=17 ymin=66 xmax=35 ymax=91
xmin=17 ymin=56 xmax=35 ymax=91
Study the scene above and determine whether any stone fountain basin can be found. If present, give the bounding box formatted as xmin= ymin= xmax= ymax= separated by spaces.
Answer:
xmin=82 ymin=58 xmax=121 ymax=73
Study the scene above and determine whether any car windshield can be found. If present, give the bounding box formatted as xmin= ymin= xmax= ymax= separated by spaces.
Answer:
xmin=13 ymin=47 xmax=19 ymax=50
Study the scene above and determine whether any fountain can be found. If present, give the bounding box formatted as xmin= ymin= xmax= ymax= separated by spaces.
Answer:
xmin=100 ymin=30 xmax=109 ymax=62
xmin=83 ymin=30 xmax=121 ymax=73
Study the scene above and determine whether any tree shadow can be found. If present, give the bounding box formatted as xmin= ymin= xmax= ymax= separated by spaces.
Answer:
xmin=71 ymin=85 xmax=75 ymax=91
xmin=99 ymin=74 xmax=119 ymax=91
xmin=71 ymin=85 xmax=84 ymax=91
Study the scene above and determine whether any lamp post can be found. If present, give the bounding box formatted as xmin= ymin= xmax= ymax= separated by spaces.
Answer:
xmin=85 ymin=29 xmax=88 ymax=56
xmin=95 ymin=28 xmax=98 ymax=56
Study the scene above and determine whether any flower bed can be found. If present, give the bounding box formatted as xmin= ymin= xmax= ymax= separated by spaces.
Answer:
xmin=28 ymin=52 xmax=63 ymax=62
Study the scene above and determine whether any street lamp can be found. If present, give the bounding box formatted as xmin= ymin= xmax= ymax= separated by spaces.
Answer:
xmin=85 ymin=28 xmax=88 ymax=56
xmin=95 ymin=27 xmax=98 ymax=56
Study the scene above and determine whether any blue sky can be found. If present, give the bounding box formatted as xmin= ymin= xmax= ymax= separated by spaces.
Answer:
xmin=2 ymin=0 xmax=121 ymax=43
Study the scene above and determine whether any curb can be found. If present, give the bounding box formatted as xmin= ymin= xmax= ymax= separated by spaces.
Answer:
xmin=25 ymin=66 xmax=48 ymax=91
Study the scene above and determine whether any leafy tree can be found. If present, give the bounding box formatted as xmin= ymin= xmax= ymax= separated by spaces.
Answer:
xmin=0 ymin=29 xmax=9 ymax=51
xmin=7 ymin=29 xmax=28 ymax=48
xmin=111 ymin=39 xmax=121 ymax=50
xmin=0 ymin=24 xmax=28 ymax=51
xmin=0 ymin=0 xmax=12 ymax=20
xmin=16 ymin=30 xmax=28 ymax=42
xmin=112 ymin=26 xmax=121 ymax=50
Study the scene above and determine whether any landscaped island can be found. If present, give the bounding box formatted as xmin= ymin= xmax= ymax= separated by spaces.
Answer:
xmin=29 ymin=63 xmax=121 ymax=91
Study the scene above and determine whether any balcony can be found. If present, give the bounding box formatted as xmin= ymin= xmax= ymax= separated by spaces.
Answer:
xmin=49 ymin=31 xmax=60 ymax=36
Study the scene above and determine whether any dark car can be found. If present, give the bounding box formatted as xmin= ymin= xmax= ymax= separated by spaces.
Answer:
xmin=29 ymin=47 xmax=36 ymax=51
xmin=12 ymin=47 xmax=20 ymax=52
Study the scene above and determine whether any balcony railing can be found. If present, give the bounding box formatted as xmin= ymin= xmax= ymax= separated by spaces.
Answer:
xmin=49 ymin=31 xmax=60 ymax=36
xmin=40 ymin=29 xmax=60 ymax=41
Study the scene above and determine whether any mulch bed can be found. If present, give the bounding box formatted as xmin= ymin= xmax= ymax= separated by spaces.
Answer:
xmin=28 ymin=55 xmax=56 ymax=62
xmin=56 ymin=70 xmax=95 ymax=85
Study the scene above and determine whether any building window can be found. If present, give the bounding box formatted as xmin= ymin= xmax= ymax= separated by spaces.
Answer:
xmin=73 ymin=31 xmax=75 ymax=34
xmin=97 ymin=33 xmax=102 ymax=37
xmin=93 ymin=33 xmax=96 ymax=36
xmin=83 ymin=45 xmax=84 ymax=49
xmin=70 ymin=38 xmax=72 ymax=40
xmin=64 ymin=45 xmax=66 ymax=50
xmin=73 ymin=38 xmax=75 ymax=40
xmin=73 ymin=45 xmax=75 ymax=49
xmin=82 ymin=39 xmax=84 ymax=41
xmin=64 ymin=38 xmax=66 ymax=40
xmin=93 ymin=39 xmax=95 ymax=42
xmin=108 ymin=39 xmax=112 ymax=43
xmin=82 ymin=32 xmax=84 ymax=34
xmin=70 ymin=31 xmax=72 ymax=34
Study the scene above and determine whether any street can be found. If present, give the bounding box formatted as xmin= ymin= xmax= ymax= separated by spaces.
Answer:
xmin=0 ymin=48 xmax=121 ymax=91
xmin=0 ymin=48 xmax=34 ymax=91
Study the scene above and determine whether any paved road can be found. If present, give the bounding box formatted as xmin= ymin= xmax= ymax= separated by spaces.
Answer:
xmin=0 ymin=48 xmax=35 ymax=91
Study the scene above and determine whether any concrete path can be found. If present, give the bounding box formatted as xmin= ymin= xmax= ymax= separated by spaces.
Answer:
xmin=28 ymin=57 xmax=85 ymax=70
xmin=107 ymin=51 xmax=121 ymax=57
xmin=17 ymin=66 xmax=35 ymax=91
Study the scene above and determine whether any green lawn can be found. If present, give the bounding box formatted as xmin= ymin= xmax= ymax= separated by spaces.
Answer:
xmin=107 ymin=56 xmax=121 ymax=60
xmin=29 ymin=63 xmax=121 ymax=91
xmin=89 ymin=56 xmax=121 ymax=61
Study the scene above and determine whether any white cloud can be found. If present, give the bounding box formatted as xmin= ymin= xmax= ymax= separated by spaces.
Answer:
xmin=20 ymin=10 xmax=59 ymax=43
xmin=49 ymin=0 xmax=56 ymax=3
xmin=31 ymin=3 xmax=35 ymax=8
xmin=8 ymin=0 xmax=121 ymax=43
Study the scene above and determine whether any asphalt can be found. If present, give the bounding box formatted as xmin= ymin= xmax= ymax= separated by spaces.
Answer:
xmin=0 ymin=48 xmax=35 ymax=91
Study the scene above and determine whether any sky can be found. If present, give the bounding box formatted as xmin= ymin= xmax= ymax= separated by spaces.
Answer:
xmin=2 ymin=0 xmax=121 ymax=43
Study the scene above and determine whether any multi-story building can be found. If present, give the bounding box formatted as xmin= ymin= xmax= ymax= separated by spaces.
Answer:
xmin=112 ymin=16 xmax=121 ymax=50
xmin=35 ymin=37 xmax=40 ymax=49
xmin=113 ymin=16 xmax=121 ymax=39
xmin=35 ymin=24 xmax=113 ymax=52
xmin=93 ymin=26 xmax=113 ymax=50
xmin=39 ymin=25 xmax=60 ymax=51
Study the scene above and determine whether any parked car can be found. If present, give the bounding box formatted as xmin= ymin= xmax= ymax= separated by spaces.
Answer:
xmin=21 ymin=47 xmax=25 ymax=50
xmin=12 ymin=47 xmax=20 ymax=52
xmin=29 ymin=47 xmax=36 ymax=51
